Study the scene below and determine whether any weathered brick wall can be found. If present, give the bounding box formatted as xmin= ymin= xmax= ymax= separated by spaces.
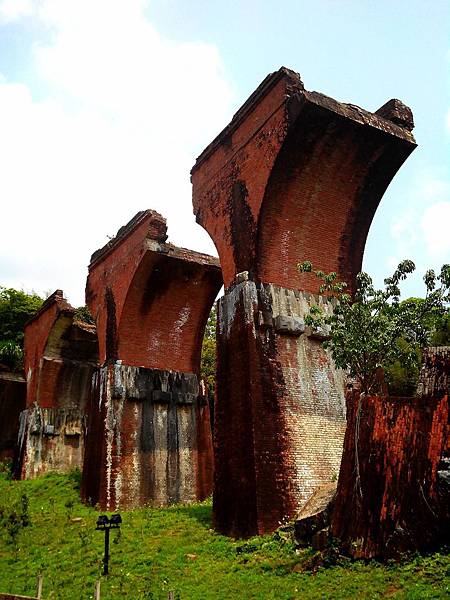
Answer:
xmin=215 ymin=280 xmax=346 ymax=536
xmin=86 ymin=211 xmax=168 ymax=365
xmin=192 ymin=67 xmax=416 ymax=293
xmin=82 ymin=211 xmax=221 ymax=508
xmin=23 ymin=290 xmax=70 ymax=408
xmin=331 ymin=390 xmax=450 ymax=559
xmin=82 ymin=364 xmax=213 ymax=510
xmin=18 ymin=359 xmax=97 ymax=479
xmin=192 ymin=66 xmax=416 ymax=536
xmin=0 ymin=371 xmax=26 ymax=461
xmin=86 ymin=210 xmax=221 ymax=372
xmin=417 ymin=347 xmax=450 ymax=398
xmin=19 ymin=291 xmax=98 ymax=478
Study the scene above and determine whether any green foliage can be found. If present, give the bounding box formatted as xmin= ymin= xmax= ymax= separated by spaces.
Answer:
xmin=431 ymin=310 xmax=450 ymax=346
xmin=200 ymin=307 xmax=216 ymax=396
xmin=67 ymin=467 xmax=82 ymax=490
xmin=0 ymin=340 xmax=23 ymax=370
xmin=0 ymin=287 xmax=43 ymax=345
xmin=0 ymin=492 xmax=31 ymax=557
xmin=0 ymin=471 xmax=450 ymax=598
xmin=384 ymin=346 xmax=422 ymax=397
xmin=0 ymin=287 xmax=43 ymax=369
xmin=74 ymin=305 xmax=95 ymax=325
xmin=0 ymin=459 xmax=13 ymax=479
xmin=298 ymin=261 xmax=450 ymax=395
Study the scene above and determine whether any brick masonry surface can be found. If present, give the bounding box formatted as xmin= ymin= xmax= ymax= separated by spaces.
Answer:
xmin=417 ymin=347 xmax=450 ymax=398
xmin=82 ymin=210 xmax=221 ymax=508
xmin=82 ymin=364 xmax=213 ymax=510
xmin=0 ymin=371 xmax=26 ymax=461
xmin=332 ymin=387 xmax=450 ymax=559
xmin=192 ymin=66 xmax=417 ymax=536
xmin=18 ymin=290 xmax=98 ymax=479
xmin=215 ymin=280 xmax=346 ymax=536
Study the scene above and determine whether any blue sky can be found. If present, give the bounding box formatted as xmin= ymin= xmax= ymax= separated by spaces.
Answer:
xmin=0 ymin=0 xmax=449 ymax=305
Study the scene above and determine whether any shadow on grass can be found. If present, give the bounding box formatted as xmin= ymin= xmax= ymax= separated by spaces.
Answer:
xmin=175 ymin=502 xmax=213 ymax=529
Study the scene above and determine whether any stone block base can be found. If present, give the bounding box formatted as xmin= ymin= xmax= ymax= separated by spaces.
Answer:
xmin=81 ymin=363 xmax=213 ymax=510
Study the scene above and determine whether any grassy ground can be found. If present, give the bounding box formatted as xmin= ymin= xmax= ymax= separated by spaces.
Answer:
xmin=0 ymin=467 xmax=450 ymax=599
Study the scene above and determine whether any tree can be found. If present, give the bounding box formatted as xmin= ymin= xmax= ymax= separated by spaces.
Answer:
xmin=200 ymin=307 xmax=216 ymax=396
xmin=297 ymin=260 xmax=450 ymax=395
xmin=0 ymin=287 xmax=43 ymax=370
xmin=384 ymin=297 xmax=450 ymax=395
xmin=431 ymin=310 xmax=450 ymax=346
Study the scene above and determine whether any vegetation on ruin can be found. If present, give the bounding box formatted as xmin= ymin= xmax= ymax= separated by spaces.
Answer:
xmin=0 ymin=466 xmax=449 ymax=599
xmin=200 ymin=308 xmax=216 ymax=396
xmin=74 ymin=305 xmax=95 ymax=325
xmin=298 ymin=261 xmax=450 ymax=395
xmin=0 ymin=472 xmax=450 ymax=600
xmin=0 ymin=287 xmax=43 ymax=370
xmin=0 ymin=287 xmax=98 ymax=370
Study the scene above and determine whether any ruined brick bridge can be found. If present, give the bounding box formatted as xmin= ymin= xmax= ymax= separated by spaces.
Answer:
xmin=4 ymin=66 xmax=448 ymax=549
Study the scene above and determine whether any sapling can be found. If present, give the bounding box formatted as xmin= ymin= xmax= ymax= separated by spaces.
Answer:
xmin=298 ymin=260 xmax=450 ymax=395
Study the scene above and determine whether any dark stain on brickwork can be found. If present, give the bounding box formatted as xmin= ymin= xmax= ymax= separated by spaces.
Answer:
xmin=105 ymin=286 xmax=118 ymax=362
xmin=166 ymin=402 xmax=180 ymax=503
xmin=338 ymin=131 xmax=415 ymax=291
xmin=82 ymin=364 xmax=213 ymax=510
xmin=81 ymin=370 xmax=107 ymax=507
xmin=256 ymin=284 xmax=288 ymax=409
xmin=0 ymin=374 xmax=26 ymax=461
xmin=214 ymin=294 xmax=258 ymax=537
xmin=332 ymin=390 xmax=450 ymax=559
xmin=140 ymin=256 xmax=170 ymax=312
xmin=140 ymin=257 xmax=202 ymax=312
xmin=230 ymin=180 xmax=256 ymax=277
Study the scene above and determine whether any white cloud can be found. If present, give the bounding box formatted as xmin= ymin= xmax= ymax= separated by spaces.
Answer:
xmin=386 ymin=169 xmax=450 ymax=291
xmin=0 ymin=0 xmax=234 ymax=305
xmin=0 ymin=0 xmax=34 ymax=22
xmin=421 ymin=201 xmax=450 ymax=261
xmin=389 ymin=207 xmax=418 ymax=265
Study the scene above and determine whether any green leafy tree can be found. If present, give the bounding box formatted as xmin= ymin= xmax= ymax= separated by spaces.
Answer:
xmin=0 ymin=287 xmax=43 ymax=369
xmin=200 ymin=307 xmax=217 ymax=396
xmin=431 ymin=309 xmax=450 ymax=346
xmin=384 ymin=298 xmax=450 ymax=394
xmin=0 ymin=340 xmax=24 ymax=371
xmin=298 ymin=260 xmax=450 ymax=395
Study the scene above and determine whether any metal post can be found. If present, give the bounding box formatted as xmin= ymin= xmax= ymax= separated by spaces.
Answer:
xmin=36 ymin=574 xmax=43 ymax=600
xmin=103 ymin=527 xmax=110 ymax=576
xmin=96 ymin=513 xmax=121 ymax=577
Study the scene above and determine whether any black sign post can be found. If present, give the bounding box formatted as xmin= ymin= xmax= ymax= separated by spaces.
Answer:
xmin=96 ymin=514 xmax=122 ymax=575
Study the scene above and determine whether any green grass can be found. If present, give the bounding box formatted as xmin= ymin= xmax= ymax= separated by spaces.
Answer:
xmin=0 ymin=467 xmax=450 ymax=599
